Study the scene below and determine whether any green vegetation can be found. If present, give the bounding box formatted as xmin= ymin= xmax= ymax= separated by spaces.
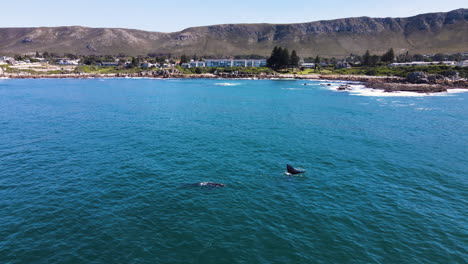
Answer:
xmin=333 ymin=65 xmax=468 ymax=78
xmin=272 ymin=64 xmax=468 ymax=79
xmin=0 ymin=65 xmax=67 ymax=75
xmin=180 ymin=55 xmax=189 ymax=64
xmin=74 ymin=65 xmax=144 ymax=74
xmin=381 ymin=48 xmax=395 ymax=63
xmin=290 ymin=50 xmax=300 ymax=68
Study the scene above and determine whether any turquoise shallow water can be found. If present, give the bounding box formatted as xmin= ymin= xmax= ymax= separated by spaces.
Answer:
xmin=0 ymin=79 xmax=467 ymax=263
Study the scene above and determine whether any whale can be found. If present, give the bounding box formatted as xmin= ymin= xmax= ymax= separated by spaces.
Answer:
xmin=287 ymin=164 xmax=306 ymax=175
xmin=193 ymin=182 xmax=225 ymax=187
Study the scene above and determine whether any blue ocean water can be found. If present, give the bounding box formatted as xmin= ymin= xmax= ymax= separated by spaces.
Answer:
xmin=0 ymin=78 xmax=467 ymax=263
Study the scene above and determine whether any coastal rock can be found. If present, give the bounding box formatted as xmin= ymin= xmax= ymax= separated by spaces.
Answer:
xmin=337 ymin=84 xmax=352 ymax=90
xmin=442 ymin=70 xmax=460 ymax=80
xmin=427 ymin=74 xmax=445 ymax=84
xmin=406 ymin=72 xmax=429 ymax=84
xmin=367 ymin=79 xmax=448 ymax=93
xmin=406 ymin=71 xmax=459 ymax=84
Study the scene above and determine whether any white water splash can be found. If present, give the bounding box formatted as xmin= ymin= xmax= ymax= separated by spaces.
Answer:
xmin=214 ymin=83 xmax=241 ymax=86
xmin=323 ymin=83 xmax=468 ymax=97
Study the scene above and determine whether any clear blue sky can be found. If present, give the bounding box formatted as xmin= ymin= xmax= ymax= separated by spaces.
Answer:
xmin=2 ymin=0 xmax=466 ymax=32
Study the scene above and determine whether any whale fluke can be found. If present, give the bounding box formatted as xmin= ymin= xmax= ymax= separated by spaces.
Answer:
xmin=287 ymin=164 xmax=306 ymax=175
xmin=194 ymin=182 xmax=225 ymax=187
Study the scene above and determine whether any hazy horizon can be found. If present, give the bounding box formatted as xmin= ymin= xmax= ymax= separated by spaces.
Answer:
xmin=1 ymin=0 xmax=466 ymax=32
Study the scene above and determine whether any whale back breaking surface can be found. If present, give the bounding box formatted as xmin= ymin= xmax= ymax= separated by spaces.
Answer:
xmin=193 ymin=182 xmax=225 ymax=188
xmin=287 ymin=164 xmax=306 ymax=175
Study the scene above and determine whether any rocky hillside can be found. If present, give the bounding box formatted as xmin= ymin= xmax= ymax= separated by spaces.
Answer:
xmin=0 ymin=9 xmax=466 ymax=57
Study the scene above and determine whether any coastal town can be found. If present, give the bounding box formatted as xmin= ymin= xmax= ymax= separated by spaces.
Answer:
xmin=1 ymin=52 xmax=467 ymax=72
xmin=1 ymin=49 xmax=468 ymax=94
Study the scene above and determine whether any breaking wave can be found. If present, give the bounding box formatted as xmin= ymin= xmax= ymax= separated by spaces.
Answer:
xmin=214 ymin=83 xmax=241 ymax=86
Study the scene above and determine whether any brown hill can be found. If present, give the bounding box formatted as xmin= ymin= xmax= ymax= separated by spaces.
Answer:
xmin=0 ymin=9 xmax=466 ymax=57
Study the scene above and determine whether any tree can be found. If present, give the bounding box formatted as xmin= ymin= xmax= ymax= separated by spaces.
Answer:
xmin=448 ymin=53 xmax=462 ymax=62
xmin=267 ymin=46 xmax=281 ymax=69
xmin=130 ymin=57 xmax=140 ymax=68
xmin=267 ymin=46 xmax=291 ymax=70
xmin=314 ymin=56 xmax=321 ymax=64
xmin=381 ymin=48 xmax=395 ymax=63
xmin=180 ymin=54 xmax=189 ymax=64
xmin=35 ymin=51 xmax=40 ymax=57
xmin=433 ymin=53 xmax=447 ymax=61
xmin=65 ymin=53 xmax=78 ymax=60
xmin=362 ymin=50 xmax=371 ymax=66
xmin=279 ymin=48 xmax=289 ymax=68
xmin=370 ymin=55 xmax=380 ymax=66
xmin=413 ymin=54 xmax=424 ymax=61
xmin=290 ymin=50 xmax=300 ymax=68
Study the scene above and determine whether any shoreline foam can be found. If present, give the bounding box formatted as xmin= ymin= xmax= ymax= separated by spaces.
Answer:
xmin=0 ymin=72 xmax=466 ymax=95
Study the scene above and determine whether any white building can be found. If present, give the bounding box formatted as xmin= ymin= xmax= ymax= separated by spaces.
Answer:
xmin=32 ymin=57 xmax=45 ymax=62
xmin=205 ymin=59 xmax=266 ymax=68
xmin=181 ymin=61 xmax=206 ymax=68
xmin=456 ymin=60 xmax=468 ymax=67
xmin=300 ymin=63 xmax=315 ymax=69
xmin=388 ymin=61 xmax=456 ymax=67
xmin=335 ymin=62 xmax=351 ymax=69
xmin=190 ymin=61 xmax=206 ymax=68
xmin=57 ymin=58 xmax=80 ymax=65
xmin=0 ymin=56 xmax=15 ymax=65
xmin=99 ymin=61 xmax=119 ymax=67
xmin=140 ymin=62 xmax=159 ymax=68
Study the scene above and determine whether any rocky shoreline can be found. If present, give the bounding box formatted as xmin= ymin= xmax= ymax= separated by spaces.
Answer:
xmin=1 ymin=71 xmax=467 ymax=94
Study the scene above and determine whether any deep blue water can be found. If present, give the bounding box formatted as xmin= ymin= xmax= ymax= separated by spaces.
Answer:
xmin=0 ymin=78 xmax=467 ymax=264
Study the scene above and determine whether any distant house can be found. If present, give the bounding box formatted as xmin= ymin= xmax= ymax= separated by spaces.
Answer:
xmin=456 ymin=60 xmax=468 ymax=67
xmin=205 ymin=59 xmax=232 ymax=67
xmin=98 ymin=61 xmax=119 ymax=67
xmin=300 ymin=63 xmax=315 ymax=69
xmin=32 ymin=57 xmax=45 ymax=62
xmin=388 ymin=61 xmax=456 ymax=67
xmin=205 ymin=59 xmax=266 ymax=68
xmin=335 ymin=62 xmax=351 ymax=69
xmin=56 ymin=58 xmax=80 ymax=65
xmin=140 ymin=61 xmax=159 ymax=68
xmin=0 ymin=56 xmax=15 ymax=65
xmin=182 ymin=61 xmax=206 ymax=68
xmin=189 ymin=61 xmax=206 ymax=68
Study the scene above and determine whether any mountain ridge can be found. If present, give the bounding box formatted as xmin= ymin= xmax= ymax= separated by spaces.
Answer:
xmin=0 ymin=8 xmax=467 ymax=57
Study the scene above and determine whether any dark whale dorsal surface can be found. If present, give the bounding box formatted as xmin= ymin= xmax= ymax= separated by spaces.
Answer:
xmin=287 ymin=164 xmax=306 ymax=175
xmin=194 ymin=182 xmax=225 ymax=187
